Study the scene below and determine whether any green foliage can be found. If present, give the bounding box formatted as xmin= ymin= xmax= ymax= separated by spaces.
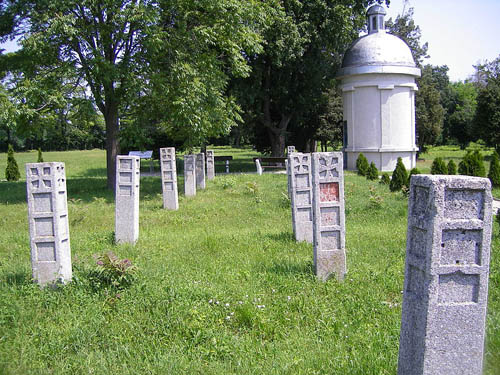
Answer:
xmin=91 ymin=251 xmax=138 ymax=289
xmin=458 ymin=150 xmax=486 ymax=177
xmin=447 ymin=159 xmax=457 ymax=175
xmin=367 ymin=162 xmax=379 ymax=181
xmin=37 ymin=148 xmax=43 ymax=163
xmin=356 ymin=153 xmax=369 ymax=176
xmin=408 ymin=167 xmax=421 ymax=185
xmin=5 ymin=144 xmax=20 ymax=181
xmin=219 ymin=176 xmax=237 ymax=190
xmin=390 ymin=157 xmax=408 ymax=192
xmin=430 ymin=157 xmax=448 ymax=174
xmin=488 ymin=152 xmax=500 ymax=187
xmin=368 ymin=186 xmax=384 ymax=209
xmin=379 ymin=173 xmax=391 ymax=185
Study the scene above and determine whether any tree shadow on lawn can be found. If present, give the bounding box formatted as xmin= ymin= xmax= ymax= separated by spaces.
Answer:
xmin=265 ymin=231 xmax=295 ymax=243
xmin=3 ymin=271 xmax=31 ymax=286
xmin=266 ymin=259 xmax=314 ymax=277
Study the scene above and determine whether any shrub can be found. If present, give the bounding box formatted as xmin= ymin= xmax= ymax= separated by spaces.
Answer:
xmin=488 ymin=151 xmax=500 ymax=187
xmin=356 ymin=153 xmax=369 ymax=176
xmin=408 ymin=168 xmax=421 ymax=185
xmin=5 ymin=144 xmax=20 ymax=181
xmin=367 ymin=162 xmax=379 ymax=180
xmin=447 ymin=160 xmax=457 ymax=175
xmin=390 ymin=157 xmax=408 ymax=192
xmin=91 ymin=251 xmax=138 ymax=288
xmin=37 ymin=148 xmax=44 ymax=163
xmin=459 ymin=150 xmax=486 ymax=177
xmin=379 ymin=173 xmax=390 ymax=185
xmin=458 ymin=151 xmax=473 ymax=175
xmin=430 ymin=157 xmax=447 ymax=174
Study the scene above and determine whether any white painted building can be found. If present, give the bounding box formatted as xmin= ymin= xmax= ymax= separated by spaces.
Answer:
xmin=337 ymin=5 xmax=420 ymax=172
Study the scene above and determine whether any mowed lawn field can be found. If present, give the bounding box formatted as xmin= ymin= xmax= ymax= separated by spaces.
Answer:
xmin=0 ymin=146 xmax=499 ymax=374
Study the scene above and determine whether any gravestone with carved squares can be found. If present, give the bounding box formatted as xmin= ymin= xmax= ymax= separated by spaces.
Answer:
xmin=286 ymin=146 xmax=296 ymax=197
xmin=311 ymin=152 xmax=346 ymax=281
xmin=196 ymin=153 xmax=206 ymax=190
xmin=206 ymin=150 xmax=215 ymax=180
xmin=289 ymin=152 xmax=313 ymax=243
xmin=184 ymin=154 xmax=196 ymax=197
xmin=115 ymin=155 xmax=140 ymax=244
xmin=26 ymin=162 xmax=72 ymax=286
xmin=160 ymin=147 xmax=179 ymax=210
xmin=398 ymin=175 xmax=493 ymax=375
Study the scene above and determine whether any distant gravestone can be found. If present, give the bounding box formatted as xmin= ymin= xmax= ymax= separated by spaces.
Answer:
xmin=255 ymin=159 xmax=263 ymax=175
xmin=398 ymin=175 xmax=493 ymax=375
xmin=196 ymin=153 xmax=206 ymax=190
xmin=287 ymin=146 xmax=296 ymax=155
xmin=115 ymin=155 xmax=140 ymax=244
xmin=311 ymin=152 xmax=346 ymax=281
xmin=184 ymin=154 xmax=196 ymax=196
xmin=206 ymin=150 xmax=215 ymax=180
xmin=160 ymin=147 xmax=179 ymax=210
xmin=26 ymin=162 xmax=72 ymax=286
xmin=289 ymin=152 xmax=313 ymax=243
xmin=286 ymin=146 xmax=296 ymax=198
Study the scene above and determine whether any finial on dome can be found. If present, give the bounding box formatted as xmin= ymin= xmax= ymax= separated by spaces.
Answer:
xmin=367 ymin=4 xmax=386 ymax=34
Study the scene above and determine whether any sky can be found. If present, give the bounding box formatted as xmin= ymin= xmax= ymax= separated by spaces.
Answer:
xmin=384 ymin=0 xmax=500 ymax=82
xmin=1 ymin=1 xmax=499 ymax=82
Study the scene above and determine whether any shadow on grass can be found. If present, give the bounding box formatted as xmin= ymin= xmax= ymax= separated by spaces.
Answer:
xmin=4 ymin=271 xmax=31 ymax=286
xmin=265 ymin=231 xmax=295 ymax=243
xmin=267 ymin=260 xmax=314 ymax=277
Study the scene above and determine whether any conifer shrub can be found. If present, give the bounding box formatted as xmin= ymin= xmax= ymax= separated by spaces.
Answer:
xmin=37 ymin=148 xmax=44 ymax=163
xmin=408 ymin=167 xmax=421 ymax=185
xmin=379 ymin=173 xmax=390 ymax=185
xmin=367 ymin=162 xmax=379 ymax=180
xmin=447 ymin=159 xmax=457 ymax=175
xmin=471 ymin=150 xmax=486 ymax=177
xmin=430 ymin=157 xmax=447 ymax=174
xmin=5 ymin=144 xmax=20 ymax=181
xmin=356 ymin=153 xmax=369 ymax=176
xmin=390 ymin=157 xmax=408 ymax=192
xmin=488 ymin=151 xmax=500 ymax=187
xmin=458 ymin=151 xmax=473 ymax=175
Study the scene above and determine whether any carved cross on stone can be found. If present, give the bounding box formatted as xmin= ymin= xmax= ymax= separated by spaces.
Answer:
xmin=318 ymin=156 xmax=339 ymax=179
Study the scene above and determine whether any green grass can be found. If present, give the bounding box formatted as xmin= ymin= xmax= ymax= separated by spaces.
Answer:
xmin=0 ymin=148 xmax=499 ymax=374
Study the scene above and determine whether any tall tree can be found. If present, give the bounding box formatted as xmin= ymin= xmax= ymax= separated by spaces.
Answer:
xmin=443 ymin=81 xmax=477 ymax=148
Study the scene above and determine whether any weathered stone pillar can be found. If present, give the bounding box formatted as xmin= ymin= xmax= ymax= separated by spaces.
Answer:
xmin=184 ymin=154 xmax=196 ymax=196
xmin=289 ymin=152 xmax=313 ymax=243
xmin=196 ymin=153 xmax=206 ymax=190
xmin=160 ymin=147 xmax=179 ymax=210
xmin=115 ymin=155 xmax=140 ymax=244
xmin=311 ymin=152 xmax=346 ymax=281
xmin=287 ymin=146 xmax=296 ymax=155
xmin=26 ymin=162 xmax=72 ymax=286
xmin=255 ymin=159 xmax=263 ymax=175
xmin=287 ymin=146 xmax=296 ymax=197
xmin=398 ymin=175 xmax=493 ymax=375
xmin=206 ymin=150 xmax=215 ymax=180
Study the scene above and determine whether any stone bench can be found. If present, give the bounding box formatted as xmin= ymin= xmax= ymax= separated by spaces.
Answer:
xmin=128 ymin=150 xmax=154 ymax=173
xmin=214 ymin=156 xmax=233 ymax=173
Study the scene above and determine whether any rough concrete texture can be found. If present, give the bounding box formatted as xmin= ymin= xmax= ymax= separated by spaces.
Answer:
xmin=184 ymin=154 xmax=196 ymax=196
xmin=26 ymin=162 xmax=72 ymax=286
xmin=311 ymin=152 xmax=346 ymax=281
xmin=115 ymin=156 xmax=140 ymax=244
xmin=255 ymin=159 xmax=263 ymax=175
xmin=160 ymin=147 xmax=179 ymax=210
xmin=196 ymin=153 xmax=206 ymax=189
xmin=206 ymin=150 xmax=215 ymax=180
xmin=398 ymin=174 xmax=493 ymax=375
xmin=289 ymin=153 xmax=313 ymax=243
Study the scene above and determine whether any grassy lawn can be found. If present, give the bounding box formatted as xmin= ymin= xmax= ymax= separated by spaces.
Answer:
xmin=0 ymin=147 xmax=499 ymax=374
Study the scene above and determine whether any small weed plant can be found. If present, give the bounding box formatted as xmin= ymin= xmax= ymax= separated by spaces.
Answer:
xmin=219 ymin=176 xmax=237 ymax=190
xmin=368 ymin=186 xmax=384 ymax=209
xmin=91 ymin=251 xmax=138 ymax=288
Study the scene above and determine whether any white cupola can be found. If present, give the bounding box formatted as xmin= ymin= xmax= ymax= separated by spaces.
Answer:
xmin=337 ymin=5 xmax=421 ymax=172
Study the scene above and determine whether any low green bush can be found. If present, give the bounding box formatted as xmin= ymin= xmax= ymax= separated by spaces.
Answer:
xmin=430 ymin=157 xmax=447 ymax=174
xmin=5 ymin=144 xmax=20 ymax=181
xmin=488 ymin=152 xmax=500 ymax=187
xmin=367 ymin=162 xmax=379 ymax=181
xmin=390 ymin=157 xmax=408 ymax=192
xmin=379 ymin=173 xmax=390 ymax=185
xmin=447 ymin=159 xmax=457 ymax=175
xmin=356 ymin=153 xmax=369 ymax=176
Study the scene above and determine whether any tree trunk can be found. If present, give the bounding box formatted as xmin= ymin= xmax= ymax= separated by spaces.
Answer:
xmin=104 ymin=102 xmax=120 ymax=191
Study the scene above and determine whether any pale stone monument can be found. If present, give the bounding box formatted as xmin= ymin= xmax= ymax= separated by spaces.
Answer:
xmin=255 ymin=158 xmax=263 ymax=175
xmin=287 ymin=146 xmax=296 ymax=155
xmin=160 ymin=147 xmax=179 ymax=210
xmin=206 ymin=150 xmax=215 ymax=180
xmin=289 ymin=153 xmax=313 ymax=243
xmin=196 ymin=153 xmax=206 ymax=190
xmin=398 ymin=175 xmax=493 ymax=375
xmin=184 ymin=154 xmax=196 ymax=196
xmin=26 ymin=162 xmax=72 ymax=286
xmin=115 ymin=155 xmax=140 ymax=244
xmin=337 ymin=5 xmax=420 ymax=171
xmin=286 ymin=146 xmax=296 ymax=198
xmin=311 ymin=152 xmax=346 ymax=281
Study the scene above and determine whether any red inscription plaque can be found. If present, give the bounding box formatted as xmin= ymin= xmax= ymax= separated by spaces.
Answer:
xmin=320 ymin=182 xmax=339 ymax=202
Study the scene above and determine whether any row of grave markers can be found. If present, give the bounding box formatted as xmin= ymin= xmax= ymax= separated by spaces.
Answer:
xmin=24 ymin=147 xmax=494 ymax=374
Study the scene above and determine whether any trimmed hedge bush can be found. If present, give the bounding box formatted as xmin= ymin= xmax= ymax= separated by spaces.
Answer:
xmin=356 ymin=153 xmax=369 ymax=176
xmin=430 ymin=157 xmax=447 ymax=174
xmin=488 ymin=151 xmax=500 ymax=187
xmin=390 ymin=157 xmax=408 ymax=192
xmin=367 ymin=162 xmax=379 ymax=180
xmin=5 ymin=144 xmax=20 ymax=182
xmin=447 ymin=159 xmax=457 ymax=175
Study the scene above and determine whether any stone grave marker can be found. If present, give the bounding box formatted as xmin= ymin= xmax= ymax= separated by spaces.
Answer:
xmin=160 ymin=147 xmax=179 ymax=210
xmin=196 ymin=153 xmax=206 ymax=190
xmin=26 ymin=162 xmax=72 ymax=286
xmin=289 ymin=152 xmax=313 ymax=243
xmin=286 ymin=146 xmax=296 ymax=197
xmin=115 ymin=155 xmax=140 ymax=244
xmin=255 ymin=158 xmax=263 ymax=175
xmin=311 ymin=152 xmax=346 ymax=281
xmin=398 ymin=175 xmax=493 ymax=375
xmin=184 ymin=154 xmax=196 ymax=196
xmin=206 ymin=150 xmax=215 ymax=180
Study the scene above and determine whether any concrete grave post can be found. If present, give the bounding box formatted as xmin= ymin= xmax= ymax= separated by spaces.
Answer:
xmin=206 ymin=150 xmax=215 ymax=180
xmin=26 ymin=162 xmax=72 ymax=286
xmin=196 ymin=153 xmax=206 ymax=190
xmin=289 ymin=153 xmax=313 ymax=243
xmin=398 ymin=175 xmax=493 ymax=375
xmin=115 ymin=155 xmax=140 ymax=244
xmin=286 ymin=146 xmax=296 ymax=198
xmin=255 ymin=159 xmax=263 ymax=175
xmin=287 ymin=146 xmax=296 ymax=155
xmin=160 ymin=147 xmax=179 ymax=210
xmin=311 ymin=152 xmax=346 ymax=281
xmin=184 ymin=154 xmax=196 ymax=196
